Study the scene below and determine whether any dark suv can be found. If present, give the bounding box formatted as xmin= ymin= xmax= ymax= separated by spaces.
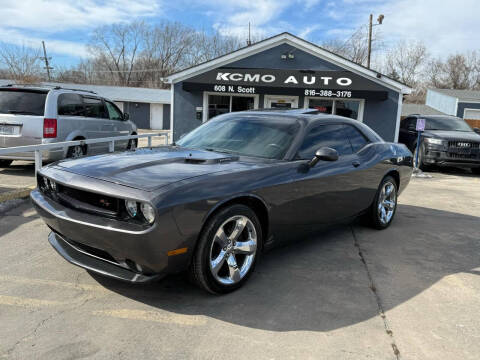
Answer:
xmin=399 ymin=115 xmax=480 ymax=174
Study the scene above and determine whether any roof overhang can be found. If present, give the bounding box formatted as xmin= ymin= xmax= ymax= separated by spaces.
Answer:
xmin=165 ymin=32 xmax=412 ymax=95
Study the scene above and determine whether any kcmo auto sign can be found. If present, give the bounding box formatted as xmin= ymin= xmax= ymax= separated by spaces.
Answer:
xmin=182 ymin=68 xmax=389 ymax=100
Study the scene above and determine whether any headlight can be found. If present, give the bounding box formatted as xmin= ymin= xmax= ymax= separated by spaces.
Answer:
xmin=424 ymin=138 xmax=444 ymax=145
xmin=125 ymin=200 xmax=138 ymax=218
xmin=140 ymin=203 xmax=155 ymax=224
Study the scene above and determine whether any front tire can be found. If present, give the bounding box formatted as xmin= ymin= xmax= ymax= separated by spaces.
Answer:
xmin=190 ymin=204 xmax=262 ymax=294
xmin=413 ymin=143 xmax=427 ymax=170
xmin=368 ymin=176 xmax=398 ymax=230
xmin=0 ymin=160 xmax=12 ymax=167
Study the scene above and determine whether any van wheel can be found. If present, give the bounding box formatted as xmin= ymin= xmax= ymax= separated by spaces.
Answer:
xmin=190 ymin=204 xmax=262 ymax=294
xmin=127 ymin=138 xmax=137 ymax=151
xmin=0 ymin=160 xmax=12 ymax=167
xmin=67 ymin=145 xmax=86 ymax=159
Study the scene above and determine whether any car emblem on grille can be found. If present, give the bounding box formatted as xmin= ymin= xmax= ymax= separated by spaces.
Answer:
xmin=457 ymin=142 xmax=471 ymax=147
xmin=99 ymin=199 xmax=111 ymax=207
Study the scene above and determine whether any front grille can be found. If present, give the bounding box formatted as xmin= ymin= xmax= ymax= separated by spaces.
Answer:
xmin=447 ymin=140 xmax=480 ymax=149
xmin=447 ymin=139 xmax=480 ymax=160
xmin=67 ymin=238 xmax=118 ymax=264
xmin=57 ymin=184 xmax=120 ymax=215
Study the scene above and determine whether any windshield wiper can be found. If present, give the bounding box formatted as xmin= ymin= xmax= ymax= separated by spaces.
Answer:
xmin=203 ymin=147 xmax=235 ymax=154
xmin=7 ymin=110 xmax=38 ymax=115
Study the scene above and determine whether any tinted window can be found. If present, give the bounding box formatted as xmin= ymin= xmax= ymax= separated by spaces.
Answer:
xmin=0 ymin=89 xmax=47 ymax=116
xmin=58 ymin=93 xmax=85 ymax=116
xmin=177 ymin=116 xmax=300 ymax=160
xmin=297 ymin=124 xmax=352 ymax=159
xmin=105 ymin=101 xmax=123 ymax=120
xmin=425 ymin=116 xmax=472 ymax=132
xmin=83 ymin=97 xmax=107 ymax=118
xmin=343 ymin=125 xmax=368 ymax=152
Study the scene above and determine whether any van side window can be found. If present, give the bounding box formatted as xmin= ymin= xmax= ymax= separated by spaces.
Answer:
xmin=105 ymin=101 xmax=123 ymax=121
xmin=58 ymin=94 xmax=85 ymax=116
xmin=83 ymin=97 xmax=108 ymax=119
xmin=343 ymin=125 xmax=369 ymax=152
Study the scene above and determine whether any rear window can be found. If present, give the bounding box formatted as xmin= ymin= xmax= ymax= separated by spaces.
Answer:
xmin=0 ymin=89 xmax=47 ymax=116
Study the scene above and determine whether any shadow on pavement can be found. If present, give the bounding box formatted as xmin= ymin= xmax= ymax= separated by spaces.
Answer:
xmin=89 ymin=203 xmax=480 ymax=332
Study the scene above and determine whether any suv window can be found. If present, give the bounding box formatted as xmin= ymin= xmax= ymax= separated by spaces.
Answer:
xmin=105 ymin=101 xmax=123 ymax=120
xmin=82 ymin=96 xmax=108 ymax=118
xmin=58 ymin=93 xmax=85 ymax=116
xmin=297 ymin=124 xmax=352 ymax=159
xmin=343 ymin=125 xmax=368 ymax=152
xmin=0 ymin=89 xmax=47 ymax=116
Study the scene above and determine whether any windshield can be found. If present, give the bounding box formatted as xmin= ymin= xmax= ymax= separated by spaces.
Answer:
xmin=0 ymin=89 xmax=47 ymax=116
xmin=176 ymin=115 xmax=300 ymax=159
xmin=425 ymin=117 xmax=473 ymax=132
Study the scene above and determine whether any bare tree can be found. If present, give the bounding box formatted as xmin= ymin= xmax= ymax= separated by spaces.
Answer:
xmin=426 ymin=52 xmax=479 ymax=89
xmin=87 ymin=21 xmax=146 ymax=86
xmin=0 ymin=44 xmax=43 ymax=82
xmin=384 ymin=41 xmax=428 ymax=87
xmin=322 ymin=26 xmax=383 ymax=66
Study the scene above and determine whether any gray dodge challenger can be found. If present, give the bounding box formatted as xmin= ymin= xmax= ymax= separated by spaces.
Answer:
xmin=31 ymin=109 xmax=413 ymax=294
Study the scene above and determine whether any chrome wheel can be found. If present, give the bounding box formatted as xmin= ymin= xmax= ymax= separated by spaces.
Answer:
xmin=209 ymin=215 xmax=257 ymax=285
xmin=377 ymin=181 xmax=396 ymax=225
xmin=128 ymin=139 xmax=137 ymax=151
xmin=69 ymin=145 xmax=84 ymax=158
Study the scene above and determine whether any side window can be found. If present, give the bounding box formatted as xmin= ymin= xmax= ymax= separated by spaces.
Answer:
xmin=57 ymin=94 xmax=85 ymax=116
xmin=82 ymin=96 xmax=108 ymax=119
xmin=105 ymin=101 xmax=123 ymax=121
xmin=297 ymin=124 xmax=353 ymax=159
xmin=343 ymin=125 xmax=369 ymax=152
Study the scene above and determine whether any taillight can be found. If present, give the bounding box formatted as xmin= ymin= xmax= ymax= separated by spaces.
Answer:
xmin=43 ymin=118 xmax=57 ymax=138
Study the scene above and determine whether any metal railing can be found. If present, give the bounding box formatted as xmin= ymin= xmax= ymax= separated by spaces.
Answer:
xmin=0 ymin=132 xmax=170 ymax=173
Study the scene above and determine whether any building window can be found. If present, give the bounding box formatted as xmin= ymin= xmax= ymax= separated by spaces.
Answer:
xmin=207 ymin=94 xmax=255 ymax=120
xmin=307 ymin=98 xmax=362 ymax=121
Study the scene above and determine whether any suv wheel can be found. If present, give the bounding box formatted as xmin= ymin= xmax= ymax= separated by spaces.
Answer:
xmin=0 ymin=160 xmax=12 ymax=168
xmin=67 ymin=145 xmax=86 ymax=159
xmin=190 ymin=204 xmax=262 ymax=294
xmin=413 ymin=143 xmax=427 ymax=170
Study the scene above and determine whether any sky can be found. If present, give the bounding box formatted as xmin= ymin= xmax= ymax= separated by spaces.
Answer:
xmin=0 ymin=0 xmax=479 ymax=68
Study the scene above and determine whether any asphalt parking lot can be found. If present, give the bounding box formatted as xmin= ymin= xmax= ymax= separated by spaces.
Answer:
xmin=0 ymin=169 xmax=479 ymax=359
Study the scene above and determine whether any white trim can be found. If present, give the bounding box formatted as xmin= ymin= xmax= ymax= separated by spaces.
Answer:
xmin=303 ymin=96 xmax=365 ymax=122
xmin=202 ymin=91 xmax=260 ymax=123
xmin=264 ymin=95 xmax=299 ymax=109
xmin=458 ymin=100 xmax=480 ymax=104
xmin=463 ymin=108 xmax=480 ymax=120
xmin=166 ymin=33 xmax=411 ymax=94
xmin=455 ymin=97 xmax=459 ymax=117
xmin=394 ymin=92 xmax=403 ymax=142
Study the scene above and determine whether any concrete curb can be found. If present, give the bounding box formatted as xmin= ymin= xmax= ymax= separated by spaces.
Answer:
xmin=0 ymin=186 xmax=35 ymax=203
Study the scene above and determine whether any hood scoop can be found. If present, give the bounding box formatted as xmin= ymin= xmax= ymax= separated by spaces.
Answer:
xmin=184 ymin=155 xmax=239 ymax=164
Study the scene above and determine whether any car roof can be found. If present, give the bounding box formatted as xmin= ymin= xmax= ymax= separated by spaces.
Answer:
xmin=0 ymin=83 xmax=97 ymax=95
xmin=241 ymin=109 xmax=361 ymax=126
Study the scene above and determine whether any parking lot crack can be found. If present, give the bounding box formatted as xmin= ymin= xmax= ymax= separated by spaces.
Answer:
xmin=351 ymin=226 xmax=401 ymax=360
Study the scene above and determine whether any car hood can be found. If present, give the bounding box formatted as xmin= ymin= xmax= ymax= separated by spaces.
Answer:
xmin=424 ymin=130 xmax=480 ymax=141
xmin=53 ymin=147 xmax=269 ymax=191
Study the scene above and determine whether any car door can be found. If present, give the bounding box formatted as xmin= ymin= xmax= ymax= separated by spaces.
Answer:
xmin=287 ymin=123 xmax=361 ymax=227
xmin=82 ymin=96 xmax=112 ymax=154
xmin=105 ymin=100 xmax=129 ymax=150
xmin=399 ymin=117 xmax=417 ymax=150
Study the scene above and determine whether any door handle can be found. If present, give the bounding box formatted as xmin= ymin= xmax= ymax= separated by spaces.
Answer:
xmin=352 ymin=160 xmax=360 ymax=168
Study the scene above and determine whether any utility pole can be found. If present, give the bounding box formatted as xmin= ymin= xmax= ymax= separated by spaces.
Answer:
xmin=246 ymin=22 xmax=252 ymax=46
xmin=367 ymin=14 xmax=384 ymax=69
xmin=41 ymin=41 xmax=53 ymax=81
xmin=367 ymin=14 xmax=373 ymax=69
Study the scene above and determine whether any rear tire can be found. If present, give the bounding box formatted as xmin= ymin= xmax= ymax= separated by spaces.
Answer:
xmin=127 ymin=138 xmax=138 ymax=151
xmin=66 ymin=144 xmax=86 ymax=159
xmin=368 ymin=176 xmax=398 ymax=230
xmin=0 ymin=160 xmax=12 ymax=167
xmin=190 ymin=204 xmax=262 ymax=294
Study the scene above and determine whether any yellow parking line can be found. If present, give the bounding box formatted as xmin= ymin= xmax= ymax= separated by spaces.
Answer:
xmin=92 ymin=309 xmax=207 ymax=326
xmin=0 ymin=275 xmax=109 ymax=293
xmin=0 ymin=295 xmax=63 ymax=308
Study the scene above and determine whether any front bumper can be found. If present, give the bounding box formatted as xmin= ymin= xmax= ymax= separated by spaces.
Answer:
xmin=31 ymin=189 xmax=191 ymax=283
xmin=423 ymin=144 xmax=480 ymax=168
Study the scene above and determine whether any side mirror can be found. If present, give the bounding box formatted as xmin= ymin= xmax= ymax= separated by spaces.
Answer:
xmin=309 ymin=147 xmax=339 ymax=167
xmin=474 ymin=127 xmax=480 ymax=134
xmin=123 ymin=112 xmax=130 ymax=121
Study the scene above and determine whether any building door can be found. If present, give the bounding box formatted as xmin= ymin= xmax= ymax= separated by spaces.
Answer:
xmin=204 ymin=93 xmax=259 ymax=122
xmin=264 ymin=95 xmax=299 ymax=109
xmin=124 ymin=102 xmax=150 ymax=129
xmin=150 ymin=104 xmax=164 ymax=130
